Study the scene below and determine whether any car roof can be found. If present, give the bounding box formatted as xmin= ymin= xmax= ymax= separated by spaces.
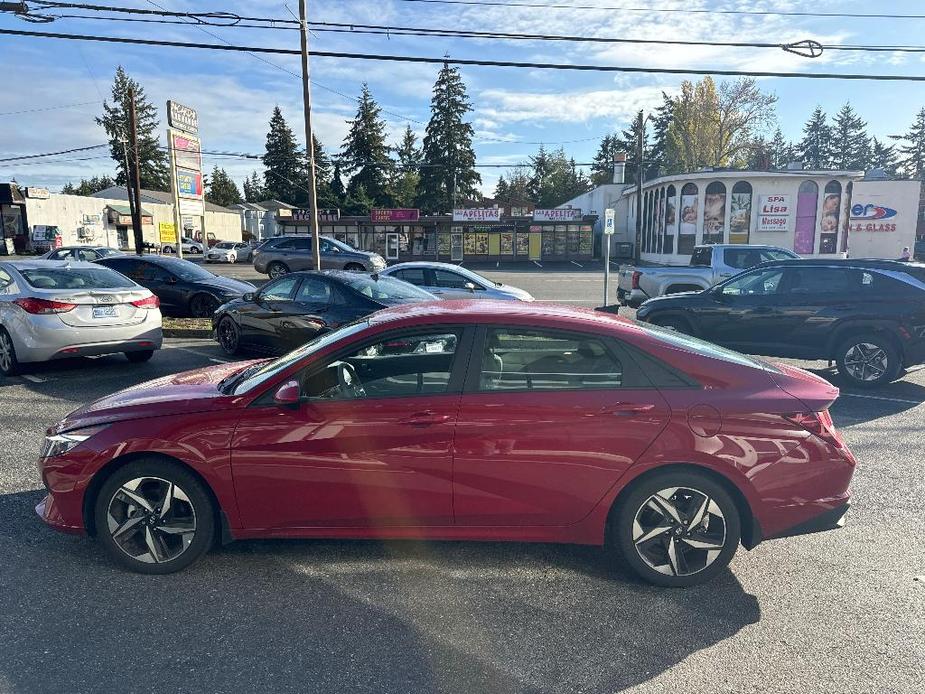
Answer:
xmin=757 ymin=258 xmax=925 ymax=270
xmin=2 ymin=259 xmax=101 ymax=270
xmin=385 ymin=261 xmax=466 ymax=271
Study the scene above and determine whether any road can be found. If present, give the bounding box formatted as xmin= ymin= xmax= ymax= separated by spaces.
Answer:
xmin=1 ymin=266 xmax=923 ymax=693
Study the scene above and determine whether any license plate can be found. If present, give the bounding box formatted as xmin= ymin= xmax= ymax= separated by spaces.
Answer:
xmin=93 ymin=306 xmax=118 ymax=319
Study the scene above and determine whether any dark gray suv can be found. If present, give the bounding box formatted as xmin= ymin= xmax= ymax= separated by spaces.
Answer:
xmin=252 ymin=236 xmax=387 ymax=278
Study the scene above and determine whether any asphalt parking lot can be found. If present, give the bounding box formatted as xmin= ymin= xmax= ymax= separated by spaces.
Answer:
xmin=1 ymin=266 xmax=923 ymax=693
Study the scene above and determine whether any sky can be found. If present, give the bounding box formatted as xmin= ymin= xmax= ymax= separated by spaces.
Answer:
xmin=2 ymin=0 xmax=925 ymax=198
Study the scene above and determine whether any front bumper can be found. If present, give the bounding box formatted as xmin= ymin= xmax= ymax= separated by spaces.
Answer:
xmin=36 ymin=493 xmax=85 ymax=535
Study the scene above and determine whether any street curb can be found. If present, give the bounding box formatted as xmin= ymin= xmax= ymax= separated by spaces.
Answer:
xmin=163 ymin=328 xmax=213 ymax=339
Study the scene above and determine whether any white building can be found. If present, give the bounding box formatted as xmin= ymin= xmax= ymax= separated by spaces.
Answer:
xmin=230 ymin=200 xmax=294 ymax=241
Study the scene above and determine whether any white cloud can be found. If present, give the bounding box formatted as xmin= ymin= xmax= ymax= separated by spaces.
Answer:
xmin=477 ymin=85 xmax=668 ymax=125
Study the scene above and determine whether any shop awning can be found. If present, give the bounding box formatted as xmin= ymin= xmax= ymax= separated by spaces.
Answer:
xmin=106 ymin=204 xmax=154 ymax=225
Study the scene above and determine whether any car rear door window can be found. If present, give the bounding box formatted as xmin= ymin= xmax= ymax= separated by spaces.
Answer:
xmin=394 ymin=268 xmax=428 ymax=286
xmin=478 ymin=328 xmax=623 ymax=391
xmin=100 ymin=258 xmax=143 ymax=280
xmin=434 ymin=269 xmax=471 ymax=289
xmin=295 ymin=277 xmax=332 ymax=304
xmin=261 ymin=276 xmax=299 ymax=301
xmin=782 ymin=267 xmax=858 ymax=295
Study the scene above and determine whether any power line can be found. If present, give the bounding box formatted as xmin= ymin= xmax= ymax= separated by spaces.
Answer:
xmin=0 ymin=99 xmax=100 ymax=116
xmin=0 ymin=143 xmax=108 ymax=162
xmin=5 ymin=27 xmax=925 ymax=81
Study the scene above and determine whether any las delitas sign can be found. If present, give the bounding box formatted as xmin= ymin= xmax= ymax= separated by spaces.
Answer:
xmin=757 ymin=194 xmax=792 ymax=231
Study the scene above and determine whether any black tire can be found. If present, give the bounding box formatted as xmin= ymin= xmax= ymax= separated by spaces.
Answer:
xmin=650 ymin=315 xmax=692 ymax=334
xmin=344 ymin=262 xmax=365 ymax=272
xmin=93 ymin=458 xmax=215 ymax=574
xmin=835 ymin=333 xmax=901 ymax=388
xmin=0 ymin=326 xmax=22 ymax=377
xmin=217 ymin=316 xmax=241 ymax=355
xmin=190 ymin=293 xmax=220 ymax=318
xmin=125 ymin=350 xmax=155 ymax=363
xmin=267 ymin=261 xmax=289 ymax=279
xmin=162 ymin=245 xmax=175 ymax=254
xmin=611 ymin=469 xmax=741 ymax=587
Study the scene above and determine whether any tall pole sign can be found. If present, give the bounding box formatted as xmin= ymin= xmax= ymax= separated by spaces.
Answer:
xmin=166 ymin=100 xmax=203 ymax=259
xmin=604 ymin=208 xmax=615 ymax=306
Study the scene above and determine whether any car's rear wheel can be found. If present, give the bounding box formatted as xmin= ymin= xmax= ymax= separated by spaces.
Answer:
xmin=835 ymin=333 xmax=901 ymax=388
xmin=611 ymin=470 xmax=741 ymax=587
xmin=267 ymin=261 xmax=289 ymax=279
xmin=649 ymin=315 xmax=692 ymax=334
xmin=344 ymin=262 xmax=365 ymax=272
xmin=190 ymin=293 xmax=220 ymax=318
xmin=217 ymin=316 xmax=241 ymax=355
xmin=125 ymin=350 xmax=154 ymax=363
xmin=0 ymin=327 xmax=22 ymax=377
xmin=162 ymin=245 xmax=175 ymax=254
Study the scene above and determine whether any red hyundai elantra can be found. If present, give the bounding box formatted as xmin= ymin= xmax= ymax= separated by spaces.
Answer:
xmin=36 ymin=301 xmax=856 ymax=586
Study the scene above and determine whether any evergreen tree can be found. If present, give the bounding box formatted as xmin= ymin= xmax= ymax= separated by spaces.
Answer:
xmin=528 ymin=145 xmax=551 ymax=203
xmin=309 ymin=135 xmax=338 ymax=209
xmin=391 ymin=125 xmax=422 ymax=208
xmin=61 ymin=175 xmax=116 ymax=196
xmin=649 ymin=92 xmax=675 ymax=174
xmin=493 ymin=169 xmax=532 ymax=206
xmin=617 ymin=113 xmax=649 ymax=184
xmin=96 ymin=66 xmax=169 ymax=191
xmin=747 ymin=137 xmax=773 ymax=170
xmin=894 ymin=108 xmax=925 ymax=179
xmin=769 ymin=127 xmax=796 ymax=168
xmin=798 ymin=106 xmax=834 ymax=169
xmin=831 ymin=103 xmax=870 ymax=170
xmin=343 ymin=183 xmax=376 ymax=215
xmin=590 ymin=135 xmax=620 ymax=186
xmin=205 ymin=166 xmax=242 ymax=207
xmin=493 ymin=175 xmax=510 ymax=201
xmin=417 ymin=62 xmax=481 ymax=213
xmin=243 ymin=171 xmax=267 ymax=202
xmin=529 ymin=147 xmax=590 ymax=208
xmin=340 ymin=83 xmax=392 ymax=207
xmin=869 ymin=137 xmax=899 ymax=176
xmin=330 ymin=162 xmax=346 ymax=204
xmin=262 ymin=106 xmax=306 ymax=204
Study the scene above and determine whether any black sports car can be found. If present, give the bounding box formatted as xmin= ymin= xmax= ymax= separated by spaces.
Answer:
xmin=96 ymin=255 xmax=256 ymax=318
xmin=212 ymin=270 xmax=437 ymax=355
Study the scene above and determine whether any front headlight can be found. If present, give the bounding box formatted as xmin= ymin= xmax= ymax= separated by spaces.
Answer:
xmin=40 ymin=426 xmax=106 ymax=459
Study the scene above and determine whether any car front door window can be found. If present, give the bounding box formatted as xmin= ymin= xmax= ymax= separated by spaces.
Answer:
xmin=434 ymin=269 xmax=472 ymax=290
xmin=720 ymin=269 xmax=784 ymax=296
xmin=260 ymin=276 xmax=299 ymax=301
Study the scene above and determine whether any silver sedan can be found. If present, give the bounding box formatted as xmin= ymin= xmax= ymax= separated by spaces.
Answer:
xmin=0 ymin=260 xmax=162 ymax=376
xmin=380 ymin=262 xmax=534 ymax=301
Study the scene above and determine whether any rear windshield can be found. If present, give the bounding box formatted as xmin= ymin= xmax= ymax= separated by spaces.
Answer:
xmin=20 ymin=267 xmax=136 ymax=290
xmin=152 ymin=257 xmax=215 ymax=281
xmin=215 ymin=242 xmax=235 ymax=249
xmin=343 ymin=275 xmax=435 ymax=301
xmin=634 ymin=319 xmax=782 ymax=373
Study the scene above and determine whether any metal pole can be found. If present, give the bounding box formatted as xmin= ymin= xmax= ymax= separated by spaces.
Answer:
xmin=603 ymin=232 xmax=610 ymax=306
xmin=127 ymin=87 xmax=145 ymax=256
xmin=120 ymin=134 xmax=136 ymax=253
xmin=298 ymin=0 xmax=321 ymax=271
xmin=634 ymin=110 xmax=644 ymax=265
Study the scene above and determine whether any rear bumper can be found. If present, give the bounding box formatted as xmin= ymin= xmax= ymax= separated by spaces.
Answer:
xmin=617 ymin=288 xmax=646 ymax=308
xmin=11 ymin=314 xmax=162 ymax=363
xmin=771 ymin=501 xmax=850 ymax=539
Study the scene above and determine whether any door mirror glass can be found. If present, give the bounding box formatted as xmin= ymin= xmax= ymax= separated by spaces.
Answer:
xmin=464 ymin=282 xmax=477 ymax=292
xmin=273 ymin=380 xmax=302 ymax=406
xmin=165 ymin=275 xmax=178 ymax=285
xmin=242 ymin=292 xmax=255 ymax=302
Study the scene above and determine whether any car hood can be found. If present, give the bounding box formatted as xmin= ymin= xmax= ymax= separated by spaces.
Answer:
xmin=638 ymin=290 xmax=708 ymax=310
xmin=196 ymin=275 xmax=256 ymax=294
xmin=51 ymin=360 xmax=263 ymax=433
xmin=497 ymin=284 xmax=534 ymax=301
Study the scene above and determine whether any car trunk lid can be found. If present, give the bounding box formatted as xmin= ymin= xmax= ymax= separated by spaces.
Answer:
xmin=45 ymin=288 xmax=153 ymax=327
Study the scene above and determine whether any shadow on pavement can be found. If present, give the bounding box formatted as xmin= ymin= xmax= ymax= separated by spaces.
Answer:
xmin=801 ymin=365 xmax=925 ymax=424
xmin=1 ymin=489 xmax=760 ymax=694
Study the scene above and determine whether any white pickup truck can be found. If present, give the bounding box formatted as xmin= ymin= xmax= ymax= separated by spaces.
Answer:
xmin=617 ymin=244 xmax=799 ymax=308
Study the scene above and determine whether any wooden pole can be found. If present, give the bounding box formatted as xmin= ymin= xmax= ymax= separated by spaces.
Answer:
xmin=298 ymin=0 xmax=321 ymax=271
xmin=127 ymin=87 xmax=145 ymax=256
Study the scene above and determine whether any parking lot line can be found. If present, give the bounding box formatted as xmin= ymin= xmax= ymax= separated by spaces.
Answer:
xmin=839 ymin=392 xmax=923 ymax=406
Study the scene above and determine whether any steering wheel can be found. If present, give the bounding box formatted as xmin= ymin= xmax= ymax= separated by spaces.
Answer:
xmin=336 ymin=361 xmax=367 ymax=399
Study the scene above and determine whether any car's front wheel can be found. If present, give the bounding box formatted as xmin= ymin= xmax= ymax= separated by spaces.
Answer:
xmin=835 ymin=333 xmax=901 ymax=388
xmin=93 ymin=459 xmax=215 ymax=574
xmin=217 ymin=316 xmax=241 ymax=355
xmin=611 ymin=470 xmax=741 ymax=587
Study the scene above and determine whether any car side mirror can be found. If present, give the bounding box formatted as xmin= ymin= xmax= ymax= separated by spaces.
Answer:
xmin=166 ymin=276 xmax=178 ymax=285
xmin=464 ymin=282 xmax=477 ymax=292
xmin=243 ymin=292 xmax=255 ymax=302
xmin=273 ymin=380 xmax=302 ymax=407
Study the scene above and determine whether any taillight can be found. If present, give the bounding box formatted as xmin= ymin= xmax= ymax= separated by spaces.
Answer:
xmin=14 ymin=297 xmax=77 ymax=314
xmin=131 ymin=294 xmax=160 ymax=309
xmin=785 ymin=410 xmax=844 ymax=449
xmin=631 ymin=271 xmax=642 ymax=289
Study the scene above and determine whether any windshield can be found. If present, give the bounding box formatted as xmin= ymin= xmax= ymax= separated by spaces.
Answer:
xmin=95 ymin=248 xmax=123 ymax=257
xmin=634 ymin=319 xmax=781 ymax=373
xmin=344 ymin=274 xmax=435 ymax=301
xmin=229 ymin=320 xmax=371 ymax=395
xmin=153 ymin=257 xmax=215 ymax=281
xmin=327 ymin=237 xmax=355 ymax=252
xmin=215 ymin=242 xmax=235 ymax=249
xmin=20 ymin=267 xmax=136 ymax=290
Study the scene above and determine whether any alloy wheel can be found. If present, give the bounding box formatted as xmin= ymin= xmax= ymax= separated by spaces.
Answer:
xmin=268 ymin=263 xmax=288 ymax=279
xmin=632 ymin=486 xmax=727 ymax=577
xmin=218 ymin=318 xmax=239 ymax=353
xmin=843 ymin=342 xmax=888 ymax=382
xmin=0 ymin=332 xmax=12 ymax=372
xmin=106 ymin=477 xmax=197 ymax=564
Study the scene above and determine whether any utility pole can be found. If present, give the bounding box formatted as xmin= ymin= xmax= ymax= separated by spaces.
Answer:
xmin=127 ymin=87 xmax=145 ymax=256
xmin=120 ymin=132 xmax=136 ymax=253
xmin=634 ymin=110 xmax=644 ymax=265
xmin=298 ymin=0 xmax=322 ymax=271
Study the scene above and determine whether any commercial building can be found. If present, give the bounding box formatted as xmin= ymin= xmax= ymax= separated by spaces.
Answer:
xmin=231 ymin=200 xmax=293 ymax=241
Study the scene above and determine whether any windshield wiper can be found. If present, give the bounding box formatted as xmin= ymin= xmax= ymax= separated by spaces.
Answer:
xmin=218 ymin=363 xmax=263 ymax=394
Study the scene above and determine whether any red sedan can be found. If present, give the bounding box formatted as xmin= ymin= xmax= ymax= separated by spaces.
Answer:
xmin=36 ymin=301 xmax=856 ymax=586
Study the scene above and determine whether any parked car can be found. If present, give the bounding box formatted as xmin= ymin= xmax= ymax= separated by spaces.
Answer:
xmin=635 ymin=258 xmax=925 ymax=388
xmin=379 ymin=261 xmax=534 ymax=301
xmin=40 ymin=246 xmax=126 ymax=262
xmin=213 ymin=270 xmax=436 ymax=355
xmin=95 ymin=255 xmax=255 ymax=318
xmin=206 ymin=241 xmax=252 ymax=264
xmin=253 ymin=235 xmax=387 ymax=278
xmin=0 ymin=260 xmax=161 ymax=376
xmin=161 ymin=236 xmax=204 ymax=255
xmin=618 ymin=244 xmax=800 ymax=308
xmin=37 ymin=300 xmax=854 ymax=585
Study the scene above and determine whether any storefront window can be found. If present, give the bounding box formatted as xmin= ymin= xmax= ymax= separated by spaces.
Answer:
xmin=643 ymin=191 xmax=652 ymax=253
xmin=656 ymin=188 xmax=666 ymax=254
xmin=664 ymin=185 xmax=677 ymax=254
xmin=703 ymin=181 xmax=726 ymax=245
xmin=542 ymin=227 xmax=555 ymax=257
xmin=515 ymin=230 xmax=530 ymax=256
xmin=437 ymin=232 xmax=451 ymax=256
xmin=729 ymin=181 xmax=752 ymax=245
xmin=579 ymin=225 xmax=593 ymax=255
xmin=678 ymin=183 xmax=698 ymax=254
xmin=820 ymin=180 xmax=841 ymax=254
xmin=566 ymin=224 xmax=580 ymax=254
xmin=795 ymin=180 xmax=819 ymax=254
xmin=554 ymin=225 xmax=567 ymax=256
xmin=500 ymin=231 xmax=514 ymax=254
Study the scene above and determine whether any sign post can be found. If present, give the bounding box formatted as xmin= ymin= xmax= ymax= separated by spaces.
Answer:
xmin=603 ymin=208 xmax=615 ymax=306
xmin=167 ymin=100 xmax=203 ymax=259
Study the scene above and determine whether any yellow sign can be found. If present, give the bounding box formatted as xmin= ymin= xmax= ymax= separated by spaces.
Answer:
xmin=159 ymin=222 xmax=177 ymax=244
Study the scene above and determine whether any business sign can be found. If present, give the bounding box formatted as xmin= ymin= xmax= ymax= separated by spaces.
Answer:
xmin=533 ymin=208 xmax=582 ymax=222
xmin=292 ymin=208 xmax=341 ymax=222
xmin=168 ymin=100 xmax=199 ymax=135
xmin=453 ymin=208 xmax=502 ymax=222
xmin=604 ymin=208 xmax=615 ymax=235
xmin=757 ymin=194 xmax=792 ymax=232
xmin=850 ymin=202 xmax=898 ymax=232
xmin=24 ymin=187 xmax=50 ymax=199
xmin=371 ymin=208 xmax=420 ymax=222
xmin=176 ymin=168 xmax=203 ymax=198
xmin=178 ymin=198 xmax=204 ymax=216
xmin=158 ymin=222 xmax=177 ymax=244
xmin=171 ymin=133 xmax=202 ymax=172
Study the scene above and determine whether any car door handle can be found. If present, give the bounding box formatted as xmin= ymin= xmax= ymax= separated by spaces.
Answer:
xmin=602 ymin=403 xmax=656 ymax=416
xmin=399 ymin=411 xmax=452 ymax=426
